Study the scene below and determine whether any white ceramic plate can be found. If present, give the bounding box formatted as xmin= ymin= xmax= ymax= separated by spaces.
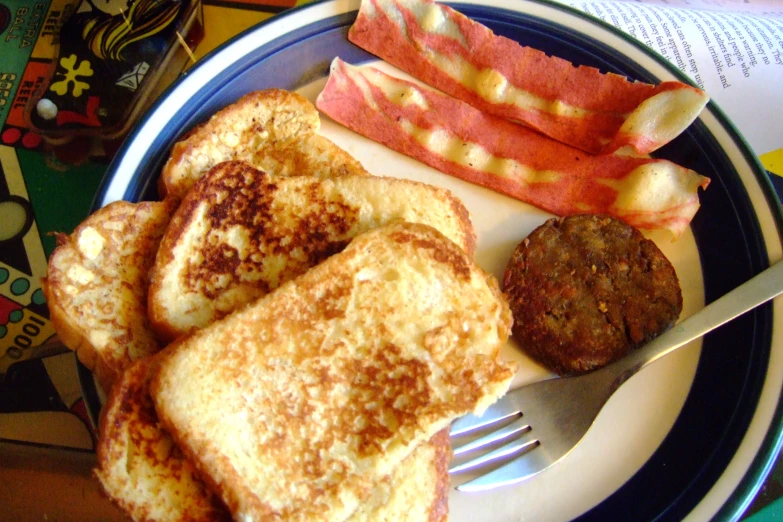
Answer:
xmin=80 ymin=1 xmax=783 ymax=520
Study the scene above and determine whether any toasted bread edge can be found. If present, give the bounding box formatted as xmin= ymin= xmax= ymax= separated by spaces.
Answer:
xmin=159 ymin=89 xmax=320 ymax=201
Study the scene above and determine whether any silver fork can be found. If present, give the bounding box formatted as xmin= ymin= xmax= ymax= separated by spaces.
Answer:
xmin=449 ymin=260 xmax=783 ymax=492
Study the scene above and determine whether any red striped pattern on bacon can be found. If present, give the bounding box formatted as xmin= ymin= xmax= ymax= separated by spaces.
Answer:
xmin=316 ymin=59 xmax=709 ymax=238
xmin=347 ymin=0 xmax=709 ymax=156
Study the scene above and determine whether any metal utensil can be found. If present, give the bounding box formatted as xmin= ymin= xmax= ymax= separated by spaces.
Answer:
xmin=450 ymin=260 xmax=783 ymax=492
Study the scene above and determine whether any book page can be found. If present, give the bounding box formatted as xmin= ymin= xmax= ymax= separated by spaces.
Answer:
xmin=606 ymin=0 xmax=783 ymax=15
xmin=558 ymin=1 xmax=783 ymax=155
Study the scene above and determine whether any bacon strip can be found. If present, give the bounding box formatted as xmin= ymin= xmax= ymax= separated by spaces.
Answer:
xmin=347 ymin=0 xmax=709 ymax=156
xmin=316 ymin=59 xmax=709 ymax=238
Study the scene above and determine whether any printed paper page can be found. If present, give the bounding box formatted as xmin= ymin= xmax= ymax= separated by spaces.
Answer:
xmin=558 ymin=1 xmax=783 ymax=155
xmin=603 ymin=0 xmax=783 ymax=15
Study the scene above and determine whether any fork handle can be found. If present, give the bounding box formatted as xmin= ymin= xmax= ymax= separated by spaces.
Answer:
xmin=609 ymin=260 xmax=783 ymax=390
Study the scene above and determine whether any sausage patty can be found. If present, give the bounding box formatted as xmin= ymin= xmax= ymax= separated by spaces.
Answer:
xmin=503 ymin=214 xmax=682 ymax=375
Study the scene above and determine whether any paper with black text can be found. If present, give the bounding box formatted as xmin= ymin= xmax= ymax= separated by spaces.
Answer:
xmin=557 ymin=0 xmax=783 ymax=156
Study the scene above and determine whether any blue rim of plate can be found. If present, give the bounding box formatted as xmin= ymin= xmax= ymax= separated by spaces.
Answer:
xmin=80 ymin=0 xmax=783 ymax=520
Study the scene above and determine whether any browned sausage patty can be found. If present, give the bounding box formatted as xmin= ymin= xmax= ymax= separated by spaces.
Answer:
xmin=503 ymin=215 xmax=682 ymax=375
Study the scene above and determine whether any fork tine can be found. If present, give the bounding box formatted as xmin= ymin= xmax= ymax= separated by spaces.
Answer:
xmin=452 ymin=416 xmax=531 ymax=456
xmin=456 ymin=447 xmax=554 ymax=492
xmin=450 ymin=397 xmax=522 ymax=436
xmin=449 ymin=430 xmax=538 ymax=473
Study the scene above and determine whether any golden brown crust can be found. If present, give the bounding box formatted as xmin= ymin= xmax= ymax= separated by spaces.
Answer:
xmin=150 ymin=222 xmax=514 ymax=522
xmin=346 ymin=429 xmax=451 ymax=522
xmin=447 ymin=194 xmax=476 ymax=257
xmin=95 ymin=357 xmax=231 ymax=522
xmin=42 ymin=283 xmax=118 ymax=392
xmin=148 ymin=385 xmax=257 ymax=520
xmin=159 ymin=89 xmax=369 ymax=201
xmin=427 ymin=430 xmax=451 ymax=522
xmin=56 ymin=88 xmax=487 ymax=520
xmin=43 ymin=200 xmax=173 ymax=390
xmin=148 ymin=160 xmax=477 ymax=342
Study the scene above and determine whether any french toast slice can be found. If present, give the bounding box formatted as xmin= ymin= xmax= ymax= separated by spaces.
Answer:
xmin=148 ymin=160 xmax=476 ymax=341
xmin=96 ymin=357 xmax=451 ymax=522
xmin=42 ymin=200 xmax=172 ymax=390
xmin=94 ymin=357 xmax=232 ymax=522
xmin=349 ymin=429 xmax=450 ymax=522
xmin=159 ymin=89 xmax=369 ymax=201
xmin=151 ymin=222 xmax=515 ymax=522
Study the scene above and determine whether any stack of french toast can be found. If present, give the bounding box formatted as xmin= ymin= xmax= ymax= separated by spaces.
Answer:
xmin=43 ymin=89 xmax=516 ymax=522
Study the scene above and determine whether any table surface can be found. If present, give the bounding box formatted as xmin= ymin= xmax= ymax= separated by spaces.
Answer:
xmin=1 ymin=0 xmax=782 ymax=520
